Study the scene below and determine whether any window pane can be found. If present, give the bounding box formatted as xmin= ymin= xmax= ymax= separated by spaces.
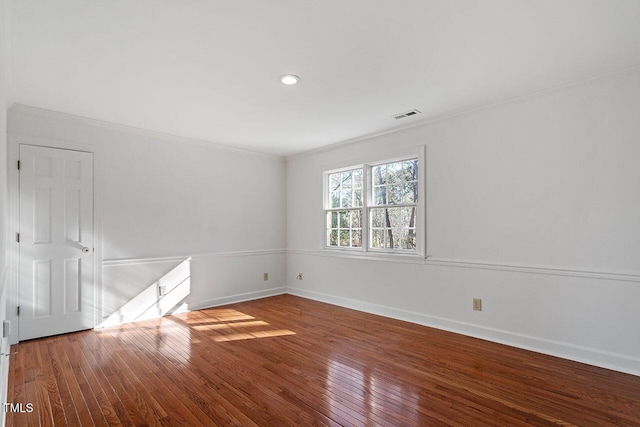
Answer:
xmin=411 ymin=159 xmax=419 ymax=179
xmin=374 ymin=186 xmax=386 ymax=205
xmin=402 ymin=182 xmax=418 ymax=203
xmin=404 ymin=229 xmax=416 ymax=250
xmin=371 ymin=159 xmax=418 ymax=206
xmin=328 ymin=168 xmax=363 ymax=210
xmin=331 ymin=191 xmax=340 ymax=208
xmin=368 ymin=207 xmax=416 ymax=251
xmin=339 ymin=211 xmax=350 ymax=228
xmin=372 ymin=159 xmax=419 ymax=203
xmin=387 ymin=184 xmax=402 ymax=204
xmin=351 ymin=230 xmax=362 ymax=247
xmin=386 ymin=207 xmax=402 ymax=228
xmin=370 ymin=229 xmax=384 ymax=248
xmin=326 ymin=208 xmax=362 ymax=248
xmin=351 ymin=210 xmax=361 ymax=228
xmin=371 ymin=208 xmax=384 ymax=227
xmin=353 ymin=169 xmax=363 ymax=189
xmin=371 ymin=159 xmax=418 ymax=205
xmin=342 ymin=171 xmax=352 ymax=189
xmin=329 ymin=230 xmax=338 ymax=246
xmin=390 ymin=227 xmax=402 ymax=248
xmin=402 ymin=207 xmax=416 ymax=227
xmin=372 ymin=165 xmax=385 ymax=185
xmin=330 ymin=173 xmax=341 ymax=192
xmin=339 ymin=230 xmax=350 ymax=246
xmin=386 ymin=162 xmax=401 ymax=185
xmin=354 ymin=190 xmax=363 ymax=207
xmin=380 ymin=227 xmax=391 ymax=248
xmin=403 ymin=160 xmax=418 ymax=181
xmin=341 ymin=189 xmax=352 ymax=208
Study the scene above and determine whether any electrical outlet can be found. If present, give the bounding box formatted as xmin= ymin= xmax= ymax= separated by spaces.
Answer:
xmin=296 ymin=273 xmax=303 ymax=280
xmin=263 ymin=273 xmax=269 ymax=281
xmin=473 ymin=298 xmax=482 ymax=311
xmin=158 ymin=285 xmax=167 ymax=297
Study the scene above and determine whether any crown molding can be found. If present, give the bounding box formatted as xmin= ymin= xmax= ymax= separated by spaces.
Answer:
xmin=286 ymin=62 xmax=640 ymax=162
xmin=8 ymin=103 xmax=284 ymax=161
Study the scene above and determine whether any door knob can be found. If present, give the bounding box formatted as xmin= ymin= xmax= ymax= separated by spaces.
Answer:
xmin=82 ymin=247 xmax=91 ymax=253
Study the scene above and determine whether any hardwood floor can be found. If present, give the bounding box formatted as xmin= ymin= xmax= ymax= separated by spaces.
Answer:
xmin=7 ymin=294 xmax=640 ymax=426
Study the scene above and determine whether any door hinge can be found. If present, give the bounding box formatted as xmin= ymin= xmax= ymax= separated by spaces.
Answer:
xmin=17 ymin=306 xmax=20 ymax=316
xmin=16 ymin=232 xmax=20 ymax=243
xmin=17 ymin=160 xmax=20 ymax=170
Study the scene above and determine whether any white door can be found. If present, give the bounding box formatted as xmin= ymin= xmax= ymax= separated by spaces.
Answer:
xmin=18 ymin=144 xmax=95 ymax=340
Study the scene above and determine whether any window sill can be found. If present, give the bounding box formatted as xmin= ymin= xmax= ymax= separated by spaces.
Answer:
xmin=316 ymin=247 xmax=427 ymax=264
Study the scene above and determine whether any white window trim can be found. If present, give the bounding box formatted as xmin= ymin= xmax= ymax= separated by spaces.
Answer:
xmin=322 ymin=145 xmax=426 ymax=259
xmin=323 ymin=164 xmax=365 ymax=251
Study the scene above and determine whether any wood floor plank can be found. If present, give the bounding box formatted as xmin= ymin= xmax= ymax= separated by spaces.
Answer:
xmin=54 ymin=337 xmax=101 ymax=426
xmin=78 ymin=335 xmax=139 ymax=427
xmin=7 ymin=348 xmax=23 ymax=427
xmin=122 ymin=322 xmax=259 ymax=426
xmin=7 ymin=295 xmax=640 ymax=426
xmin=67 ymin=338 xmax=123 ymax=426
xmin=39 ymin=339 xmax=69 ymax=426
xmin=91 ymin=346 xmax=149 ymax=427
xmin=67 ymin=334 xmax=113 ymax=427
xmin=43 ymin=339 xmax=83 ymax=427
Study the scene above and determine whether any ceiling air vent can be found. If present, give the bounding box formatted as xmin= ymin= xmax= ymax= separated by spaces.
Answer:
xmin=393 ymin=109 xmax=421 ymax=120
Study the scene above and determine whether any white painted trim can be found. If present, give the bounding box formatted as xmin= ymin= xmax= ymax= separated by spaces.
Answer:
xmin=9 ymin=104 xmax=283 ymax=161
xmin=424 ymin=257 xmax=640 ymax=283
xmin=312 ymin=249 xmax=427 ymax=265
xmin=189 ymin=287 xmax=287 ymax=311
xmin=318 ymin=144 xmax=427 ymax=173
xmin=287 ymin=288 xmax=640 ymax=377
xmin=287 ymin=249 xmax=640 ymax=282
xmin=8 ymin=133 xmax=105 ymax=341
xmin=286 ymin=62 xmax=640 ymax=161
xmin=7 ymin=135 xmax=20 ymax=345
xmin=103 ymin=249 xmax=286 ymax=267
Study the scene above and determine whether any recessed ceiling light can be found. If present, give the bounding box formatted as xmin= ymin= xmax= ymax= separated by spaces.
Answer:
xmin=279 ymin=74 xmax=301 ymax=85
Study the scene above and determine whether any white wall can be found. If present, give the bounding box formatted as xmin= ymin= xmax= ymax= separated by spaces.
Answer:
xmin=0 ymin=0 xmax=10 ymax=284
xmin=286 ymin=68 xmax=640 ymax=375
xmin=8 ymin=106 xmax=287 ymax=328
xmin=0 ymin=0 xmax=12 ymax=421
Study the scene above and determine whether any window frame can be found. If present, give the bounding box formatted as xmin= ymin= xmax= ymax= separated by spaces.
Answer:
xmin=322 ymin=146 xmax=426 ymax=258
xmin=324 ymin=165 xmax=365 ymax=250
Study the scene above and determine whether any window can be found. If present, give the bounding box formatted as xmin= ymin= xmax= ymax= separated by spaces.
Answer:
xmin=324 ymin=153 xmax=423 ymax=255
xmin=370 ymin=159 xmax=418 ymax=250
xmin=326 ymin=168 xmax=363 ymax=248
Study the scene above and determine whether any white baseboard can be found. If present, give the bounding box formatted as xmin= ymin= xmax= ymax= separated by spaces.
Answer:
xmin=287 ymin=287 xmax=640 ymax=377
xmin=189 ymin=286 xmax=287 ymax=311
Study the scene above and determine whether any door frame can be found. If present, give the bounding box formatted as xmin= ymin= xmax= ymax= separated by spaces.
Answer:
xmin=8 ymin=133 xmax=103 ymax=344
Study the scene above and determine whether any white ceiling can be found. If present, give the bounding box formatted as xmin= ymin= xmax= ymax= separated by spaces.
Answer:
xmin=9 ymin=0 xmax=640 ymax=156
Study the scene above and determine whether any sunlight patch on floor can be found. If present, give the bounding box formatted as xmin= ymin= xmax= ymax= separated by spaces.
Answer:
xmin=182 ymin=308 xmax=296 ymax=342
xmin=213 ymin=329 xmax=296 ymax=342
